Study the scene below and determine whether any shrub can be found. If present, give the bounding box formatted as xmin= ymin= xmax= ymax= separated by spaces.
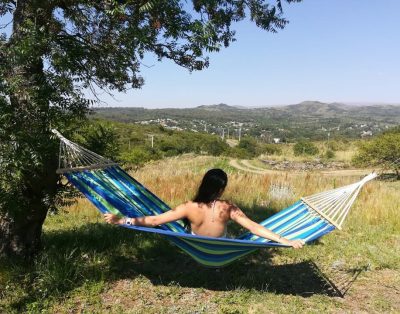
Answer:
xmin=202 ymin=138 xmax=229 ymax=156
xmin=238 ymin=137 xmax=258 ymax=157
xmin=120 ymin=147 xmax=160 ymax=166
xmin=261 ymin=144 xmax=282 ymax=155
xmin=293 ymin=140 xmax=319 ymax=156
xmin=353 ymin=127 xmax=400 ymax=178
xmin=325 ymin=149 xmax=335 ymax=159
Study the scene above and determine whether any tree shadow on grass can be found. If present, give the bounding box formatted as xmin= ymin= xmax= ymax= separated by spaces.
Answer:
xmin=378 ymin=173 xmax=399 ymax=181
xmin=44 ymin=223 xmax=341 ymax=296
xmin=7 ymin=220 xmax=353 ymax=311
xmin=113 ymin=255 xmax=346 ymax=297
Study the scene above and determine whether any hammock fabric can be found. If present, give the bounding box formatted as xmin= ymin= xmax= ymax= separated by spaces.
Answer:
xmin=53 ymin=129 xmax=377 ymax=267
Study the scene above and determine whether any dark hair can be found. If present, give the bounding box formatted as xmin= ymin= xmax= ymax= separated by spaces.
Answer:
xmin=193 ymin=168 xmax=228 ymax=203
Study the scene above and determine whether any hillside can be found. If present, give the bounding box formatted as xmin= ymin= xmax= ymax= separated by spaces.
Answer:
xmin=92 ymin=101 xmax=400 ymax=141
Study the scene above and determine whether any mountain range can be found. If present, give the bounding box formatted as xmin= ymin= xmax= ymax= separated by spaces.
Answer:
xmin=93 ymin=101 xmax=400 ymax=140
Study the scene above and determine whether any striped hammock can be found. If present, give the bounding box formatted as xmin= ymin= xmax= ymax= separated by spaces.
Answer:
xmin=52 ymin=130 xmax=377 ymax=267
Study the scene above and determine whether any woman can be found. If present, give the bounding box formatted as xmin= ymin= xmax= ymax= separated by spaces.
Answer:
xmin=104 ymin=168 xmax=304 ymax=249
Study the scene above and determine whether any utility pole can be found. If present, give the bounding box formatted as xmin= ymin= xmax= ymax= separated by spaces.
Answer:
xmin=222 ymin=128 xmax=225 ymax=140
xmin=238 ymin=127 xmax=241 ymax=141
xmin=148 ymin=135 xmax=154 ymax=148
xmin=204 ymin=123 xmax=207 ymax=133
xmin=227 ymin=128 xmax=229 ymax=139
xmin=327 ymin=132 xmax=330 ymax=146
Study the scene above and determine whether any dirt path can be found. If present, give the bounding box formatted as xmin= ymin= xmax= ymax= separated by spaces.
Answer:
xmin=229 ymin=159 xmax=273 ymax=175
xmin=229 ymin=159 xmax=375 ymax=177
xmin=241 ymin=160 xmax=270 ymax=172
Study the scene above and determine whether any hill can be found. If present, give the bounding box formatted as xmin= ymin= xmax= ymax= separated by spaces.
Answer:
xmin=92 ymin=101 xmax=400 ymax=141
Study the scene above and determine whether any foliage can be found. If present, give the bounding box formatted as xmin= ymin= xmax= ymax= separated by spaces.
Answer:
xmin=226 ymin=137 xmax=280 ymax=159
xmin=74 ymin=121 xmax=120 ymax=160
xmin=324 ymin=149 xmax=335 ymax=160
xmin=72 ymin=119 xmax=232 ymax=165
xmin=293 ymin=140 xmax=319 ymax=156
xmin=119 ymin=147 xmax=160 ymax=168
xmin=324 ymin=149 xmax=335 ymax=159
xmin=261 ymin=143 xmax=282 ymax=155
xmin=353 ymin=127 xmax=400 ymax=178
xmin=68 ymin=119 xmax=281 ymax=166
xmin=327 ymin=138 xmax=349 ymax=151
xmin=238 ymin=137 xmax=258 ymax=156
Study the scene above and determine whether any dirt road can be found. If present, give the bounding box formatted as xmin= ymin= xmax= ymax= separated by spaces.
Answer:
xmin=229 ymin=159 xmax=375 ymax=177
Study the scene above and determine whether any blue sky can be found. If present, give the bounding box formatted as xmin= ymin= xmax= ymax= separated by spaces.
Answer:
xmin=2 ymin=1 xmax=400 ymax=108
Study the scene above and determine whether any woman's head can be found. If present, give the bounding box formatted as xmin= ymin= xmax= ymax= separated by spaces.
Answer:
xmin=193 ymin=168 xmax=228 ymax=203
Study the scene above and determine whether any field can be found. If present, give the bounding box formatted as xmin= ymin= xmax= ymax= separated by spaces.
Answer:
xmin=1 ymin=155 xmax=399 ymax=313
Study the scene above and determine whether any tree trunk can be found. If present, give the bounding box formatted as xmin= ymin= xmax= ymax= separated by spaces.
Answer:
xmin=0 ymin=206 xmax=48 ymax=259
xmin=0 ymin=0 xmax=57 ymax=260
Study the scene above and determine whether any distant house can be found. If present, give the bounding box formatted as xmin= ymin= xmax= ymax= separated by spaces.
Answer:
xmin=361 ymin=130 xmax=373 ymax=138
xmin=273 ymin=138 xmax=281 ymax=144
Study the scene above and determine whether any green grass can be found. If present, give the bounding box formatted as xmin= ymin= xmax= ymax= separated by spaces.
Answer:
xmin=1 ymin=155 xmax=399 ymax=313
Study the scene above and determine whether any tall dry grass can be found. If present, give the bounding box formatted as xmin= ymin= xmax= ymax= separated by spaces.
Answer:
xmin=123 ymin=155 xmax=399 ymax=231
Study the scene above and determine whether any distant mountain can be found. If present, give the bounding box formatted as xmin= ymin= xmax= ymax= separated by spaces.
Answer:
xmin=196 ymin=103 xmax=238 ymax=110
xmin=93 ymin=101 xmax=400 ymax=140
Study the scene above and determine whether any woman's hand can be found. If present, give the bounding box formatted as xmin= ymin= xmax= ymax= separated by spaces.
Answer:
xmin=104 ymin=213 xmax=124 ymax=225
xmin=282 ymin=238 xmax=305 ymax=249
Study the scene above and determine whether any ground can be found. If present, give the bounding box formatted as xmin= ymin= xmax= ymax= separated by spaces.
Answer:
xmin=94 ymin=263 xmax=399 ymax=314
xmin=1 ymin=155 xmax=399 ymax=313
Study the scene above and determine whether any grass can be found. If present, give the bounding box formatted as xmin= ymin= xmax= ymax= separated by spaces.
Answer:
xmin=1 ymin=154 xmax=399 ymax=313
xmin=259 ymin=141 xmax=358 ymax=163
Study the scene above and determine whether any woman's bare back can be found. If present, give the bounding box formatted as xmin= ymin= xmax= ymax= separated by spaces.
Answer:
xmin=185 ymin=200 xmax=231 ymax=237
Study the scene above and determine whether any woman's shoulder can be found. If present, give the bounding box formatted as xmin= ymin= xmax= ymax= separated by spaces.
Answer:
xmin=181 ymin=201 xmax=199 ymax=209
xmin=216 ymin=200 xmax=238 ymax=210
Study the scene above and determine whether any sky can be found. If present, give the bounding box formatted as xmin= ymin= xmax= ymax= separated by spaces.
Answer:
xmin=2 ymin=1 xmax=400 ymax=108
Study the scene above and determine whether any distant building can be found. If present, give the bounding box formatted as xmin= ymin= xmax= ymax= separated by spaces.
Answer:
xmin=273 ymin=138 xmax=281 ymax=144
xmin=361 ymin=130 xmax=373 ymax=138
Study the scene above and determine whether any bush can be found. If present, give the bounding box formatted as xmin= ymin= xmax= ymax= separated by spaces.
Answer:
xmin=260 ymin=144 xmax=282 ymax=155
xmin=120 ymin=147 xmax=160 ymax=166
xmin=202 ymin=138 xmax=229 ymax=156
xmin=328 ymin=138 xmax=349 ymax=151
xmin=238 ymin=137 xmax=258 ymax=157
xmin=353 ymin=127 xmax=400 ymax=178
xmin=325 ymin=149 xmax=335 ymax=159
xmin=227 ymin=147 xmax=253 ymax=159
xmin=293 ymin=140 xmax=319 ymax=156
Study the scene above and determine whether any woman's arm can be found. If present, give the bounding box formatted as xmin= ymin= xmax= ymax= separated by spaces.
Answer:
xmin=229 ymin=205 xmax=305 ymax=249
xmin=104 ymin=203 xmax=188 ymax=227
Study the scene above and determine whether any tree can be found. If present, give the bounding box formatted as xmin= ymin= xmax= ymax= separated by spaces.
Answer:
xmin=0 ymin=0 xmax=301 ymax=259
xmin=353 ymin=127 xmax=400 ymax=179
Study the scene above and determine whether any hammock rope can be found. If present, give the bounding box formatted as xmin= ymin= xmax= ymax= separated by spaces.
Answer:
xmin=52 ymin=129 xmax=118 ymax=173
xmin=51 ymin=129 xmax=377 ymax=267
